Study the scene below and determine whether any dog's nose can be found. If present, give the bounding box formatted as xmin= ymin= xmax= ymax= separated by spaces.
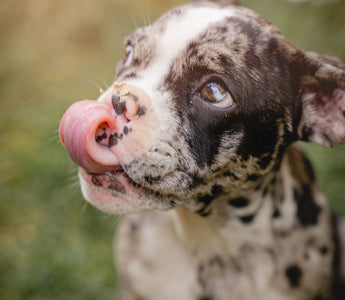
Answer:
xmin=109 ymin=82 xmax=148 ymax=121
xmin=59 ymin=82 xmax=153 ymax=174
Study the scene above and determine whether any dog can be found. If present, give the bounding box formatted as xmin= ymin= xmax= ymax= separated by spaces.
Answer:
xmin=59 ymin=0 xmax=345 ymax=299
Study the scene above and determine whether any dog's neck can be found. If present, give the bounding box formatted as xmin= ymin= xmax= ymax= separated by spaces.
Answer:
xmin=171 ymin=145 xmax=328 ymax=258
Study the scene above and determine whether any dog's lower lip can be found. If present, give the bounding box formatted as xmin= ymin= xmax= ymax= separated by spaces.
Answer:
xmin=83 ymin=167 xmax=165 ymax=198
xmin=82 ymin=166 xmax=134 ymax=193
xmin=86 ymin=165 xmax=123 ymax=176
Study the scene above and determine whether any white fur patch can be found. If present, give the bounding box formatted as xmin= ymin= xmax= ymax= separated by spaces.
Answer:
xmin=128 ymin=6 xmax=236 ymax=105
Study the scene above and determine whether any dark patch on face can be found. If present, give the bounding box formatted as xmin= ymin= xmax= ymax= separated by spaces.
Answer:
xmin=144 ymin=175 xmax=161 ymax=185
xmin=108 ymin=133 xmax=118 ymax=147
xmin=211 ymin=184 xmax=224 ymax=196
xmin=137 ymin=105 xmax=147 ymax=117
xmin=258 ymin=154 xmax=272 ymax=169
xmin=188 ymin=172 xmax=205 ymax=189
xmin=238 ymin=214 xmax=255 ymax=224
xmin=121 ymin=72 xmax=139 ymax=80
xmin=265 ymin=37 xmax=291 ymax=76
xmin=96 ymin=132 xmax=107 ymax=143
xmin=91 ymin=176 xmax=103 ymax=187
xmin=245 ymin=48 xmax=262 ymax=70
xmin=109 ymin=181 xmax=126 ymax=194
xmin=112 ymin=95 xmax=126 ymax=115
xmin=161 ymin=9 xmax=298 ymax=188
xmin=196 ymin=185 xmax=224 ymax=216
xmin=196 ymin=194 xmax=215 ymax=216
xmin=294 ymin=185 xmax=321 ymax=227
xmin=219 ymin=25 xmax=228 ymax=34
xmin=285 ymin=264 xmax=302 ymax=287
xmin=124 ymin=126 xmax=129 ymax=135
xmin=228 ymin=197 xmax=249 ymax=208
xmin=231 ymin=17 xmax=262 ymax=47
xmin=186 ymin=41 xmax=200 ymax=58
xmin=163 ymin=42 xmax=243 ymax=168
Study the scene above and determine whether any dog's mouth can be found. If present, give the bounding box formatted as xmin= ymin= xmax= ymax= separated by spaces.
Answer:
xmin=78 ymin=162 xmax=181 ymax=214
xmin=58 ymin=86 xmax=182 ymax=213
xmin=83 ymin=166 xmax=133 ymax=195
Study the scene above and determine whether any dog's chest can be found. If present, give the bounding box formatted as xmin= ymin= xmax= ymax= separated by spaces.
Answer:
xmin=116 ymin=195 xmax=334 ymax=300
xmin=116 ymin=211 xmax=276 ymax=300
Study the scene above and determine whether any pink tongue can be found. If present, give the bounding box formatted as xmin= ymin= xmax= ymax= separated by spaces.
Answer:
xmin=59 ymin=100 xmax=120 ymax=174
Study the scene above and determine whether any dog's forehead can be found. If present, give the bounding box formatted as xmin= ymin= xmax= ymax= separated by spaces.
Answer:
xmin=125 ymin=4 xmax=238 ymax=91
xmin=155 ymin=5 xmax=236 ymax=62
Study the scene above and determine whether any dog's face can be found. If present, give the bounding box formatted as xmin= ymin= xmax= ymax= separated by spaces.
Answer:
xmin=59 ymin=0 xmax=345 ymax=215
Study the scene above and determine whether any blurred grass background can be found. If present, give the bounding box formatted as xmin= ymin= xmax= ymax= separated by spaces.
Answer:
xmin=0 ymin=0 xmax=344 ymax=299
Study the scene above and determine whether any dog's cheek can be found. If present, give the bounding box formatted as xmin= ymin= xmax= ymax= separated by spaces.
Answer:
xmin=122 ymin=133 xmax=200 ymax=194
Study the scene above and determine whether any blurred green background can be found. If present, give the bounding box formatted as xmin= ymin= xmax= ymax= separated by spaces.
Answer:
xmin=0 ymin=0 xmax=344 ymax=299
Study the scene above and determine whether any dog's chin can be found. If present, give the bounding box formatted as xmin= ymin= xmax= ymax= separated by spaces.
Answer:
xmin=79 ymin=168 xmax=173 ymax=214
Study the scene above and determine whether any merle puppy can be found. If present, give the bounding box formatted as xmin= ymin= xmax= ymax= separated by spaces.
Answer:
xmin=59 ymin=0 xmax=345 ymax=299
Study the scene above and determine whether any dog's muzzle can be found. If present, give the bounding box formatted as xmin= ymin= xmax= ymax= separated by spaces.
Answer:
xmin=59 ymin=82 xmax=153 ymax=174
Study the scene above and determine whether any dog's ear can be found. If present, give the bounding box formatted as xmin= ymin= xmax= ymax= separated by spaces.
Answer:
xmin=294 ymin=50 xmax=345 ymax=147
xmin=195 ymin=0 xmax=239 ymax=6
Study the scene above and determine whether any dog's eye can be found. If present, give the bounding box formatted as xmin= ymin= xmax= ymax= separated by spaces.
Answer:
xmin=201 ymin=82 xmax=233 ymax=108
xmin=123 ymin=45 xmax=134 ymax=65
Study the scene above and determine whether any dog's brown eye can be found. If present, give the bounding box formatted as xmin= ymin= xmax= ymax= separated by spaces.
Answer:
xmin=201 ymin=82 xmax=233 ymax=108
xmin=123 ymin=45 xmax=134 ymax=65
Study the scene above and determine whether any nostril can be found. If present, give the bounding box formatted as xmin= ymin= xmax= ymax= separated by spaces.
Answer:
xmin=137 ymin=105 xmax=147 ymax=117
xmin=112 ymin=95 xmax=126 ymax=115
xmin=111 ymin=83 xmax=150 ymax=121
xmin=111 ymin=94 xmax=140 ymax=121
xmin=125 ymin=97 xmax=140 ymax=120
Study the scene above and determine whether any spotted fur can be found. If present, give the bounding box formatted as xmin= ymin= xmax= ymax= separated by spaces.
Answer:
xmin=64 ymin=0 xmax=345 ymax=299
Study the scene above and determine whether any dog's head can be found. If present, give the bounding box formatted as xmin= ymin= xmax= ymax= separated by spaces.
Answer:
xmin=59 ymin=0 xmax=345 ymax=214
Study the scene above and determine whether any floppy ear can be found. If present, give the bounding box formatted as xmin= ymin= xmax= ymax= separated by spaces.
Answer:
xmin=295 ymin=51 xmax=345 ymax=148
xmin=195 ymin=0 xmax=239 ymax=6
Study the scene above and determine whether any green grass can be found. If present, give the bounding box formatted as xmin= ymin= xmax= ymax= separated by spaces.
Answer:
xmin=0 ymin=0 xmax=344 ymax=299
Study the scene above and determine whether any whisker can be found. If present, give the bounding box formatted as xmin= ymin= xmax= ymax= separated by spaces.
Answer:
xmin=81 ymin=201 xmax=90 ymax=215
xmin=145 ymin=11 xmax=152 ymax=25
xmin=97 ymin=75 xmax=110 ymax=91
xmin=130 ymin=16 xmax=139 ymax=29
xmin=85 ymin=78 xmax=105 ymax=94
xmin=48 ymin=127 xmax=62 ymax=145
xmin=111 ymin=215 xmax=122 ymax=227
